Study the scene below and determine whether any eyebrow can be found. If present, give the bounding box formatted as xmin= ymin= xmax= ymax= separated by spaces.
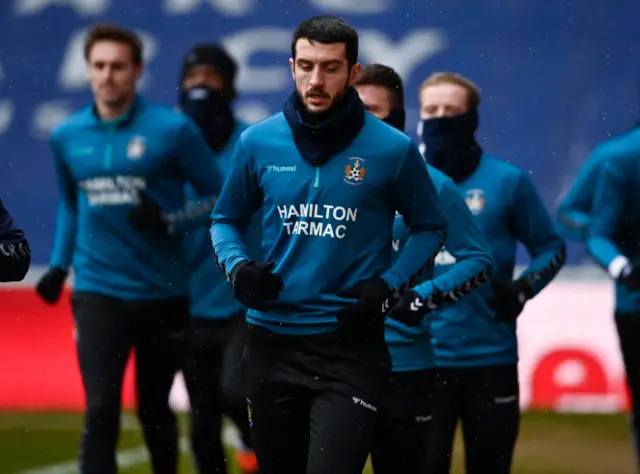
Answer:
xmin=296 ymin=58 xmax=343 ymax=66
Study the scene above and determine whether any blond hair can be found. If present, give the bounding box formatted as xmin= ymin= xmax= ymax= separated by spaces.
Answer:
xmin=419 ymin=72 xmax=481 ymax=109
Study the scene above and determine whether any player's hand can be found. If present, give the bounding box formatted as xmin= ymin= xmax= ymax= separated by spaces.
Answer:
xmin=128 ymin=191 xmax=170 ymax=235
xmin=231 ymin=261 xmax=283 ymax=310
xmin=336 ymin=277 xmax=393 ymax=328
xmin=619 ymin=262 xmax=640 ymax=291
xmin=488 ymin=279 xmax=533 ymax=322
xmin=35 ymin=267 xmax=68 ymax=305
xmin=388 ymin=289 xmax=436 ymax=326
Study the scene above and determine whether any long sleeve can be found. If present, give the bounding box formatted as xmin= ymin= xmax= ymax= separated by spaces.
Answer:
xmin=586 ymin=157 xmax=630 ymax=274
xmin=513 ymin=173 xmax=567 ymax=295
xmin=382 ymin=143 xmax=448 ymax=289
xmin=556 ymin=149 xmax=604 ymax=242
xmin=210 ymin=137 xmax=262 ymax=277
xmin=413 ymin=179 xmax=494 ymax=303
xmin=0 ymin=199 xmax=30 ymax=282
xmin=49 ymin=136 xmax=77 ymax=269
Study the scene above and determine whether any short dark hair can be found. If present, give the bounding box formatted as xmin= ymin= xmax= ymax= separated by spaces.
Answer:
xmin=84 ymin=24 xmax=143 ymax=65
xmin=291 ymin=16 xmax=358 ymax=67
xmin=355 ymin=64 xmax=404 ymax=108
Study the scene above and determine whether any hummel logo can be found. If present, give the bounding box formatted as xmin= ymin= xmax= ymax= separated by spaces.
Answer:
xmin=352 ymin=396 xmax=377 ymax=412
xmin=265 ymin=164 xmax=296 ymax=172
xmin=410 ymin=297 xmax=423 ymax=312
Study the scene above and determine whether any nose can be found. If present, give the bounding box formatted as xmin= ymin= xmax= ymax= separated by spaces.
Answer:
xmin=308 ymin=67 xmax=324 ymax=88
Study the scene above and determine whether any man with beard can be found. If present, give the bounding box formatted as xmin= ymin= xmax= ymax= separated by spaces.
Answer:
xmin=210 ymin=16 xmax=448 ymax=474
xmin=416 ymin=72 xmax=566 ymax=474
xmin=177 ymin=44 xmax=259 ymax=474
xmin=354 ymin=63 xmax=495 ymax=473
xmin=34 ymin=24 xmax=223 ymax=474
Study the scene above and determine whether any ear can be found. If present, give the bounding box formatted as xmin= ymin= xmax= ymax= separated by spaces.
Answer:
xmin=348 ymin=63 xmax=362 ymax=86
xmin=289 ymin=57 xmax=295 ymax=80
xmin=134 ymin=63 xmax=144 ymax=82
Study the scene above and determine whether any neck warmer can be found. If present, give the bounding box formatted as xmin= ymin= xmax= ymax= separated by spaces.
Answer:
xmin=418 ymin=108 xmax=483 ymax=182
xmin=282 ymin=86 xmax=365 ymax=166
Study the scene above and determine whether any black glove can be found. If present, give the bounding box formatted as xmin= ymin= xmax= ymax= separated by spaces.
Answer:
xmin=128 ymin=191 xmax=170 ymax=235
xmin=336 ymin=277 xmax=394 ymax=329
xmin=231 ymin=261 xmax=283 ymax=310
xmin=35 ymin=267 xmax=68 ymax=305
xmin=388 ymin=289 xmax=438 ymax=326
xmin=488 ymin=279 xmax=533 ymax=322
xmin=619 ymin=261 xmax=640 ymax=291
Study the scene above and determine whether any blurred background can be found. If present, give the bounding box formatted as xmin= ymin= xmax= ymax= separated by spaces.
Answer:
xmin=1 ymin=0 xmax=640 ymax=473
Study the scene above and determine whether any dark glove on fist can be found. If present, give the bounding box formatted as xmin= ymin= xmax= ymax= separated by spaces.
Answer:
xmin=231 ymin=261 xmax=283 ymax=310
xmin=488 ymin=279 xmax=533 ymax=322
xmin=128 ymin=191 xmax=170 ymax=235
xmin=35 ymin=267 xmax=68 ymax=305
xmin=336 ymin=277 xmax=394 ymax=329
xmin=388 ymin=289 xmax=437 ymax=326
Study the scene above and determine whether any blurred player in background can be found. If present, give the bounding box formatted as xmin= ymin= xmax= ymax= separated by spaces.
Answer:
xmin=34 ymin=24 xmax=223 ymax=474
xmin=177 ymin=44 xmax=258 ymax=474
xmin=569 ymin=127 xmax=640 ymax=470
xmin=354 ymin=64 xmax=495 ymax=473
xmin=0 ymin=199 xmax=30 ymax=282
xmin=417 ymin=72 xmax=566 ymax=474
xmin=211 ymin=15 xmax=447 ymax=474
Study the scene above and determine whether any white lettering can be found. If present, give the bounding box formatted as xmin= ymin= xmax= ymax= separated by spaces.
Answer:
xmin=221 ymin=28 xmax=448 ymax=96
xmin=79 ymin=176 xmax=146 ymax=207
xmin=392 ymin=239 xmax=400 ymax=252
xmin=311 ymin=0 xmax=389 ymax=13
xmin=162 ymin=0 xmax=255 ymax=16
xmin=279 ymin=204 xmax=356 ymax=239
xmin=221 ymin=28 xmax=292 ymax=93
xmin=58 ymin=28 xmax=159 ymax=91
xmin=277 ymin=204 xmax=358 ymax=221
xmin=13 ymin=0 xmax=109 ymax=16
xmin=283 ymin=221 xmax=348 ymax=239
xmin=359 ymin=29 xmax=448 ymax=83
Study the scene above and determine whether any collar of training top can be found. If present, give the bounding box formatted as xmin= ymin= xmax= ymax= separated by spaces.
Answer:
xmin=282 ymin=86 xmax=365 ymax=167
xmin=89 ymin=94 xmax=141 ymax=127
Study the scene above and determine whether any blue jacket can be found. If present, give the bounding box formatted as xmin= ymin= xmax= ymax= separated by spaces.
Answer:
xmin=49 ymin=95 xmax=223 ymax=300
xmin=560 ymin=128 xmax=640 ymax=313
xmin=211 ymin=113 xmax=448 ymax=334
xmin=557 ymin=151 xmax=605 ymax=242
xmin=388 ymin=165 xmax=495 ymax=371
xmin=0 ymin=199 xmax=30 ymax=282
xmin=430 ymin=155 xmax=566 ymax=366
xmin=182 ymin=121 xmax=262 ymax=319
xmin=586 ymin=134 xmax=640 ymax=314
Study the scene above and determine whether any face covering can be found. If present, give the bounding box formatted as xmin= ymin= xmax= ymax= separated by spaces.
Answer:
xmin=282 ymin=86 xmax=365 ymax=166
xmin=417 ymin=108 xmax=483 ymax=182
xmin=180 ymin=86 xmax=235 ymax=151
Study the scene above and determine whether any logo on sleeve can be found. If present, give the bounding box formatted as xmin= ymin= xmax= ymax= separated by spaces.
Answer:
xmin=465 ymin=188 xmax=485 ymax=214
xmin=344 ymin=157 xmax=367 ymax=185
